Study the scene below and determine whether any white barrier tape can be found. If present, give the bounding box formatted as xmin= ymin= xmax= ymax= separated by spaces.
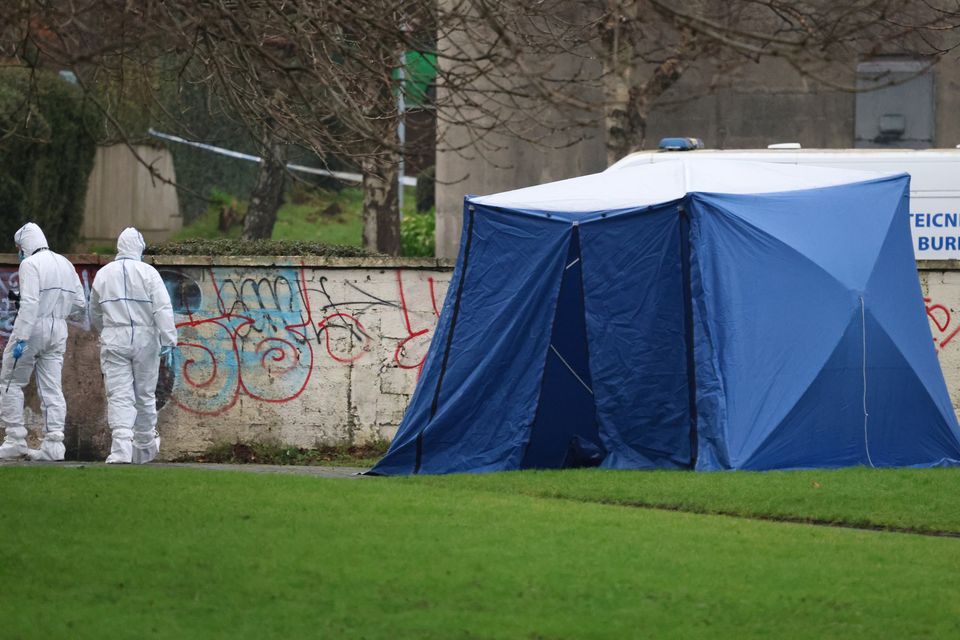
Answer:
xmin=147 ymin=128 xmax=417 ymax=187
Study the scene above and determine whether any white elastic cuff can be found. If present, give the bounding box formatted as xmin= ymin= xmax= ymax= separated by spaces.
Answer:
xmin=133 ymin=429 xmax=158 ymax=446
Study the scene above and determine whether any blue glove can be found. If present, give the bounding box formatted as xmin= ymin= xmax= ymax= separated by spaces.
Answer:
xmin=160 ymin=345 xmax=177 ymax=369
xmin=12 ymin=340 xmax=26 ymax=360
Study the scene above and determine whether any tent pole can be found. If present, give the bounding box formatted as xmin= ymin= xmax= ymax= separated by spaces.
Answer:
xmin=679 ymin=202 xmax=699 ymax=469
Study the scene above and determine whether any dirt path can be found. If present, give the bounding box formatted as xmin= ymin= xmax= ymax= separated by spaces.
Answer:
xmin=0 ymin=460 xmax=370 ymax=478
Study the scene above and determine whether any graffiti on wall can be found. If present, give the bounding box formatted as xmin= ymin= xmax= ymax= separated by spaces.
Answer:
xmin=0 ymin=266 xmax=97 ymax=343
xmin=924 ymin=297 xmax=960 ymax=352
xmin=0 ymin=263 xmax=448 ymax=423
xmin=310 ymin=269 xmax=441 ymax=373
xmin=161 ymin=266 xmax=446 ymax=417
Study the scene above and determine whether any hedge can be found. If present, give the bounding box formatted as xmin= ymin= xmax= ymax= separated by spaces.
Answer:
xmin=0 ymin=68 xmax=100 ymax=252
xmin=145 ymin=238 xmax=374 ymax=257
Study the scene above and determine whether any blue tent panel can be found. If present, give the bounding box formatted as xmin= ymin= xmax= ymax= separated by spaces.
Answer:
xmin=371 ymin=204 xmax=571 ymax=475
xmin=688 ymin=191 xmax=866 ymax=469
xmin=738 ymin=309 xmax=868 ymax=469
xmin=689 ymin=176 xmax=960 ymax=469
xmin=580 ymin=204 xmax=692 ymax=469
xmin=863 ymin=188 xmax=960 ymax=464
xmin=861 ymin=310 xmax=960 ymax=466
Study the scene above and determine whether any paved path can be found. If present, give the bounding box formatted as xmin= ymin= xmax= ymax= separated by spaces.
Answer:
xmin=0 ymin=460 xmax=371 ymax=478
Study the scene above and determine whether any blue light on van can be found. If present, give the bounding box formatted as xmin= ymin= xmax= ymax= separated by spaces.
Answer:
xmin=658 ymin=137 xmax=704 ymax=151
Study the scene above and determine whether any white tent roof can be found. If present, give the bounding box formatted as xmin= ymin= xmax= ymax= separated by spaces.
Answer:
xmin=470 ymin=158 xmax=899 ymax=213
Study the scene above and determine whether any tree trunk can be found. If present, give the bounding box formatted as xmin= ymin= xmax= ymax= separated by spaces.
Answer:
xmin=242 ymin=135 xmax=287 ymax=240
xmin=601 ymin=0 xmax=637 ymax=166
xmin=601 ymin=5 xmax=699 ymax=164
xmin=361 ymin=153 xmax=401 ymax=255
xmin=604 ymin=65 xmax=633 ymax=166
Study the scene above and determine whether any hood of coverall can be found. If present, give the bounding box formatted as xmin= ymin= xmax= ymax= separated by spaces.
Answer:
xmin=13 ymin=223 xmax=48 ymax=257
xmin=116 ymin=227 xmax=146 ymax=260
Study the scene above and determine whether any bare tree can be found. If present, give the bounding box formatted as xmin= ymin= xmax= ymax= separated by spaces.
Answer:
xmin=0 ymin=1 xmax=430 ymax=252
xmin=1 ymin=0 xmax=957 ymax=254
xmin=432 ymin=0 xmax=960 ymax=165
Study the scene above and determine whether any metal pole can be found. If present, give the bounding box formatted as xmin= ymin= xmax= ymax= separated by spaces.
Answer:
xmin=397 ymin=49 xmax=406 ymax=219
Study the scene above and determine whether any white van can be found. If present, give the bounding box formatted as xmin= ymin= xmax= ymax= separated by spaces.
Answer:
xmin=615 ymin=147 xmax=960 ymax=261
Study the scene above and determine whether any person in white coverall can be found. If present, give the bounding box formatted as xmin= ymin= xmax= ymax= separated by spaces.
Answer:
xmin=89 ymin=228 xmax=178 ymax=464
xmin=0 ymin=223 xmax=86 ymax=461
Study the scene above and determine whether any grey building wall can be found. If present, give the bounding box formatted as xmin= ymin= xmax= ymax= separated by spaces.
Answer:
xmin=436 ymin=123 xmax=605 ymax=258
xmin=436 ymin=57 xmax=960 ymax=258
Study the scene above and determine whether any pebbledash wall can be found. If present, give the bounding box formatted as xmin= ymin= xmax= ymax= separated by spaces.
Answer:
xmin=0 ymin=254 xmax=452 ymax=460
xmin=2 ymin=255 xmax=960 ymax=461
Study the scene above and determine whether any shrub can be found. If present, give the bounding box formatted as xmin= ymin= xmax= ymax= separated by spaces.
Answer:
xmin=401 ymin=210 xmax=435 ymax=257
xmin=0 ymin=68 xmax=100 ymax=251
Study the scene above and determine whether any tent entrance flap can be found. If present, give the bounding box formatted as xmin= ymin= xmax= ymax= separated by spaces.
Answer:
xmin=581 ymin=203 xmax=695 ymax=469
xmin=521 ymin=227 xmax=603 ymax=469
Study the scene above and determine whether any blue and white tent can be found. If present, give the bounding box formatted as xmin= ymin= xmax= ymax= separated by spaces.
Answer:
xmin=373 ymin=159 xmax=960 ymax=474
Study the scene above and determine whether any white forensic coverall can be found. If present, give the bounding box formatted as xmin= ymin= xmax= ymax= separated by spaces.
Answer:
xmin=90 ymin=228 xmax=177 ymax=464
xmin=0 ymin=223 xmax=86 ymax=461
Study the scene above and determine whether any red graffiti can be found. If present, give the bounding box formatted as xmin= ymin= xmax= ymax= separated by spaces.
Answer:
xmin=428 ymin=277 xmax=441 ymax=318
xmin=311 ymin=270 xmax=442 ymax=374
xmin=924 ymin=297 xmax=960 ymax=351
xmin=316 ymin=312 xmax=372 ymax=363
xmin=172 ymin=267 xmax=315 ymax=416
xmin=393 ymin=271 xmax=439 ymax=379
xmin=168 ymin=267 xmax=446 ymax=415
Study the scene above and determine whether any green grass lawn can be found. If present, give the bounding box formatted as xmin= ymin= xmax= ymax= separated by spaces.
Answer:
xmin=411 ymin=466 xmax=960 ymax=534
xmin=173 ymin=185 xmax=430 ymax=252
xmin=1 ymin=466 xmax=959 ymax=639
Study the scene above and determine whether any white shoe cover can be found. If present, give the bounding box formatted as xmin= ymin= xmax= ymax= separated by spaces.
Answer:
xmin=27 ymin=431 xmax=66 ymax=462
xmin=0 ymin=438 xmax=28 ymax=460
xmin=27 ymin=440 xmax=66 ymax=462
xmin=106 ymin=428 xmax=134 ymax=464
xmin=132 ymin=434 xmax=160 ymax=465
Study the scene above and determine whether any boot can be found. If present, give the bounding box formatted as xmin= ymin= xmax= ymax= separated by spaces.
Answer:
xmin=132 ymin=431 xmax=160 ymax=465
xmin=27 ymin=434 xmax=66 ymax=462
xmin=0 ymin=427 xmax=29 ymax=460
xmin=106 ymin=428 xmax=133 ymax=464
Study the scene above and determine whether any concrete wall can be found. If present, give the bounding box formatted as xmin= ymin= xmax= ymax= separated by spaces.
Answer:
xmin=2 ymin=255 xmax=960 ymax=461
xmin=919 ymin=265 xmax=960 ymax=417
xmin=434 ymin=0 xmax=606 ymax=259
xmin=0 ymin=255 xmax=451 ymax=460
xmin=435 ymin=125 xmax=605 ymax=258
xmin=82 ymin=144 xmax=182 ymax=249
xmin=646 ymin=58 xmax=960 ymax=151
xmin=645 ymin=57 xmax=856 ymax=150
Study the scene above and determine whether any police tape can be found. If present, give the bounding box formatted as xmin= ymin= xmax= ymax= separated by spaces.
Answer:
xmin=147 ymin=129 xmax=417 ymax=187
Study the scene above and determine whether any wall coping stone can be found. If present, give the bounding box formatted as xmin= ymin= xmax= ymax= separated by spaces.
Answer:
xmin=0 ymin=253 xmax=954 ymax=271
xmin=917 ymin=260 xmax=960 ymax=271
xmin=0 ymin=254 xmax=457 ymax=269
